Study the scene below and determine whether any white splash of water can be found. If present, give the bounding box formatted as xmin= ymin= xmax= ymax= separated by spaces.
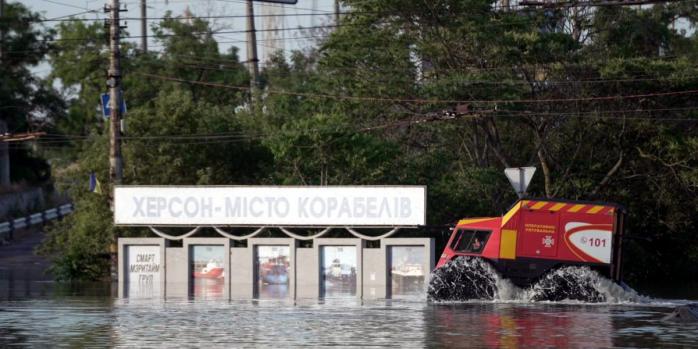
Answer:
xmin=428 ymin=258 xmax=652 ymax=304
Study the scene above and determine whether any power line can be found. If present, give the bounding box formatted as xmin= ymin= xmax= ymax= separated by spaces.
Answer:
xmin=16 ymin=106 xmax=697 ymax=150
xmin=41 ymin=0 xmax=94 ymax=12
xmin=109 ymin=46 xmax=688 ymax=75
xmin=20 ymin=0 xmax=696 ymax=25
xmin=518 ymin=0 xmax=691 ymax=8
xmin=16 ymin=104 xmax=698 ymax=151
xmin=17 ymin=0 xmax=688 ymax=44
xmin=33 ymin=10 xmax=359 ymax=23
xmin=5 ymin=23 xmax=341 ymax=43
xmin=33 ymin=104 xmax=698 ymax=142
xmin=2 ymin=34 xmax=322 ymax=55
xmin=145 ymin=58 xmax=698 ymax=87
xmin=5 ymin=4 xmax=692 ymax=49
xmin=136 ymin=71 xmax=698 ymax=105
xmin=217 ymin=0 xmax=333 ymax=14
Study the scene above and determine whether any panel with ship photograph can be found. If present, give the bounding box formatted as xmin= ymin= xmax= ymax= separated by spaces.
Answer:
xmin=255 ymin=245 xmax=290 ymax=299
xmin=388 ymin=246 xmax=425 ymax=298
xmin=320 ymin=246 xmax=357 ymax=298
xmin=190 ymin=245 xmax=225 ymax=299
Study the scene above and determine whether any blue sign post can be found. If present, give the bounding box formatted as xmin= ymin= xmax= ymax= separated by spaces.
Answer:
xmin=101 ymin=92 xmax=127 ymax=118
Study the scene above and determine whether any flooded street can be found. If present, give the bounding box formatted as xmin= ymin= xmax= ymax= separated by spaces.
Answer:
xmin=1 ymin=230 xmax=696 ymax=348
xmin=1 ymin=282 xmax=697 ymax=348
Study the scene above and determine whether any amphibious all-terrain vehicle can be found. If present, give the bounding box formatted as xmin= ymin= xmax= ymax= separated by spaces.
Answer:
xmin=435 ymin=198 xmax=625 ymax=288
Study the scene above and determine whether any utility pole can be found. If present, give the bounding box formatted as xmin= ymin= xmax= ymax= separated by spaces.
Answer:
xmin=246 ymin=0 xmax=260 ymax=106
xmin=140 ymin=0 xmax=147 ymax=52
xmin=502 ymin=0 xmax=510 ymax=10
xmin=335 ymin=0 xmax=340 ymax=23
xmin=0 ymin=0 xmax=4 ymax=60
xmin=0 ymin=0 xmax=8 ymax=188
xmin=107 ymin=0 xmax=125 ymax=282
xmin=107 ymin=0 xmax=124 ymax=187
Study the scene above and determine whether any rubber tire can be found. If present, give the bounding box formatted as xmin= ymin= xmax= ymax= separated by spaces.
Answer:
xmin=427 ymin=256 xmax=498 ymax=301
xmin=528 ymin=266 xmax=605 ymax=302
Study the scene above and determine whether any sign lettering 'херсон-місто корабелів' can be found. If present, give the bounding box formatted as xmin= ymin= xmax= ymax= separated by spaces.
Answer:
xmin=113 ymin=186 xmax=426 ymax=226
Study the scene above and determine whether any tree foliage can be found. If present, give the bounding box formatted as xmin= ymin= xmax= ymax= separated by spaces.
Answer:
xmin=0 ymin=2 xmax=63 ymax=185
xmin=31 ymin=1 xmax=698 ymax=285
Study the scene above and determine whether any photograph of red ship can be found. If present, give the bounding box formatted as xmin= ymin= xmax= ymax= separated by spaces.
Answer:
xmin=190 ymin=245 xmax=225 ymax=298
xmin=193 ymin=260 xmax=224 ymax=279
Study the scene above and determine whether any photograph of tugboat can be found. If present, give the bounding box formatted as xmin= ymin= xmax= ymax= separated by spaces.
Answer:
xmin=190 ymin=245 xmax=225 ymax=298
xmin=389 ymin=246 xmax=426 ymax=298
xmin=193 ymin=259 xmax=224 ymax=279
xmin=321 ymin=246 xmax=357 ymax=298
xmin=256 ymin=246 xmax=290 ymax=299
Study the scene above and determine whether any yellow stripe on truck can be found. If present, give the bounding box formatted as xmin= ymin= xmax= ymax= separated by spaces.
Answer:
xmin=587 ymin=205 xmax=605 ymax=214
xmin=500 ymin=229 xmax=517 ymax=260
xmin=501 ymin=202 xmax=522 ymax=227
xmin=457 ymin=217 xmax=497 ymax=226
xmin=531 ymin=201 xmax=547 ymax=210
xmin=549 ymin=203 xmax=566 ymax=211
xmin=567 ymin=204 xmax=586 ymax=212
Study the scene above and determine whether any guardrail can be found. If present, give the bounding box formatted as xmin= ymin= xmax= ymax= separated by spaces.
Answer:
xmin=0 ymin=203 xmax=74 ymax=241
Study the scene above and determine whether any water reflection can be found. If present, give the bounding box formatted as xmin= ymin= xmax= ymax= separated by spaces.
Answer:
xmin=426 ymin=304 xmax=615 ymax=348
xmin=0 ymin=296 xmax=116 ymax=347
xmin=1 ymin=285 xmax=697 ymax=348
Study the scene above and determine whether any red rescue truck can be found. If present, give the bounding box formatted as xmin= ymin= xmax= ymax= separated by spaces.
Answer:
xmin=436 ymin=198 xmax=625 ymax=286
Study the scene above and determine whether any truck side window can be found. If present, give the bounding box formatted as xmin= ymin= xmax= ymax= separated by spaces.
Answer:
xmin=451 ymin=229 xmax=491 ymax=254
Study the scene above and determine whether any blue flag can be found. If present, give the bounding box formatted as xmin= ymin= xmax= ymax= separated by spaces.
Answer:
xmin=89 ymin=173 xmax=102 ymax=194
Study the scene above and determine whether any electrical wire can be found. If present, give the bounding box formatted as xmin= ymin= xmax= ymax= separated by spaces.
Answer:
xmin=33 ymin=11 xmax=357 ymax=23
xmin=16 ymin=104 xmax=698 ymax=151
xmin=152 ymin=59 xmax=698 ymax=87
xmin=136 ymin=71 xmax=698 ymax=105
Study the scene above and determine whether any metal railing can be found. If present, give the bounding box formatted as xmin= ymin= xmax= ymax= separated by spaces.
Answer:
xmin=0 ymin=203 xmax=74 ymax=240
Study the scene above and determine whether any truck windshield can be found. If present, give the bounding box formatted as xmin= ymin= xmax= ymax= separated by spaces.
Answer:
xmin=450 ymin=229 xmax=491 ymax=254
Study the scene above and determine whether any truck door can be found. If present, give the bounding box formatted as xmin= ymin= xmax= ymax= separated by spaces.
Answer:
xmin=558 ymin=210 xmax=614 ymax=264
xmin=517 ymin=209 xmax=559 ymax=258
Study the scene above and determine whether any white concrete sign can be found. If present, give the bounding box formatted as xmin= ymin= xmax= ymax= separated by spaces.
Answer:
xmin=114 ymin=186 xmax=426 ymax=226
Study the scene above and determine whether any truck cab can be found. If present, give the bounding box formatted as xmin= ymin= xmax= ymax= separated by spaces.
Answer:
xmin=436 ymin=198 xmax=625 ymax=286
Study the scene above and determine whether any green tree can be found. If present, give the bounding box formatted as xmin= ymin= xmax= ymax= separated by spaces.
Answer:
xmin=42 ymin=14 xmax=267 ymax=280
xmin=0 ymin=2 xmax=63 ymax=185
xmin=40 ymin=0 xmax=698 ymax=286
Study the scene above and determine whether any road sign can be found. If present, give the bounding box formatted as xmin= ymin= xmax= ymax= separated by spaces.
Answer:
xmin=101 ymin=92 xmax=127 ymax=118
xmin=505 ymin=167 xmax=536 ymax=198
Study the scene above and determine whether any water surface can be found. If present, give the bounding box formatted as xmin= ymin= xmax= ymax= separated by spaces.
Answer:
xmin=1 ymin=282 xmax=696 ymax=348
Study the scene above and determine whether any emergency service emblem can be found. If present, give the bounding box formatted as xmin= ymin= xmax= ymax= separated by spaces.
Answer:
xmin=542 ymin=235 xmax=555 ymax=248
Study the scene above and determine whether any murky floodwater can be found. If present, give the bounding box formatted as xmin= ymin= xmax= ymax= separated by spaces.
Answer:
xmin=0 ymin=281 xmax=697 ymax=348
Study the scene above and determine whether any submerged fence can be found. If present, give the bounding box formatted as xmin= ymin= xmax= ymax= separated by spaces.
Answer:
xmin=0 ymin=203 xmax=73 ymax=240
